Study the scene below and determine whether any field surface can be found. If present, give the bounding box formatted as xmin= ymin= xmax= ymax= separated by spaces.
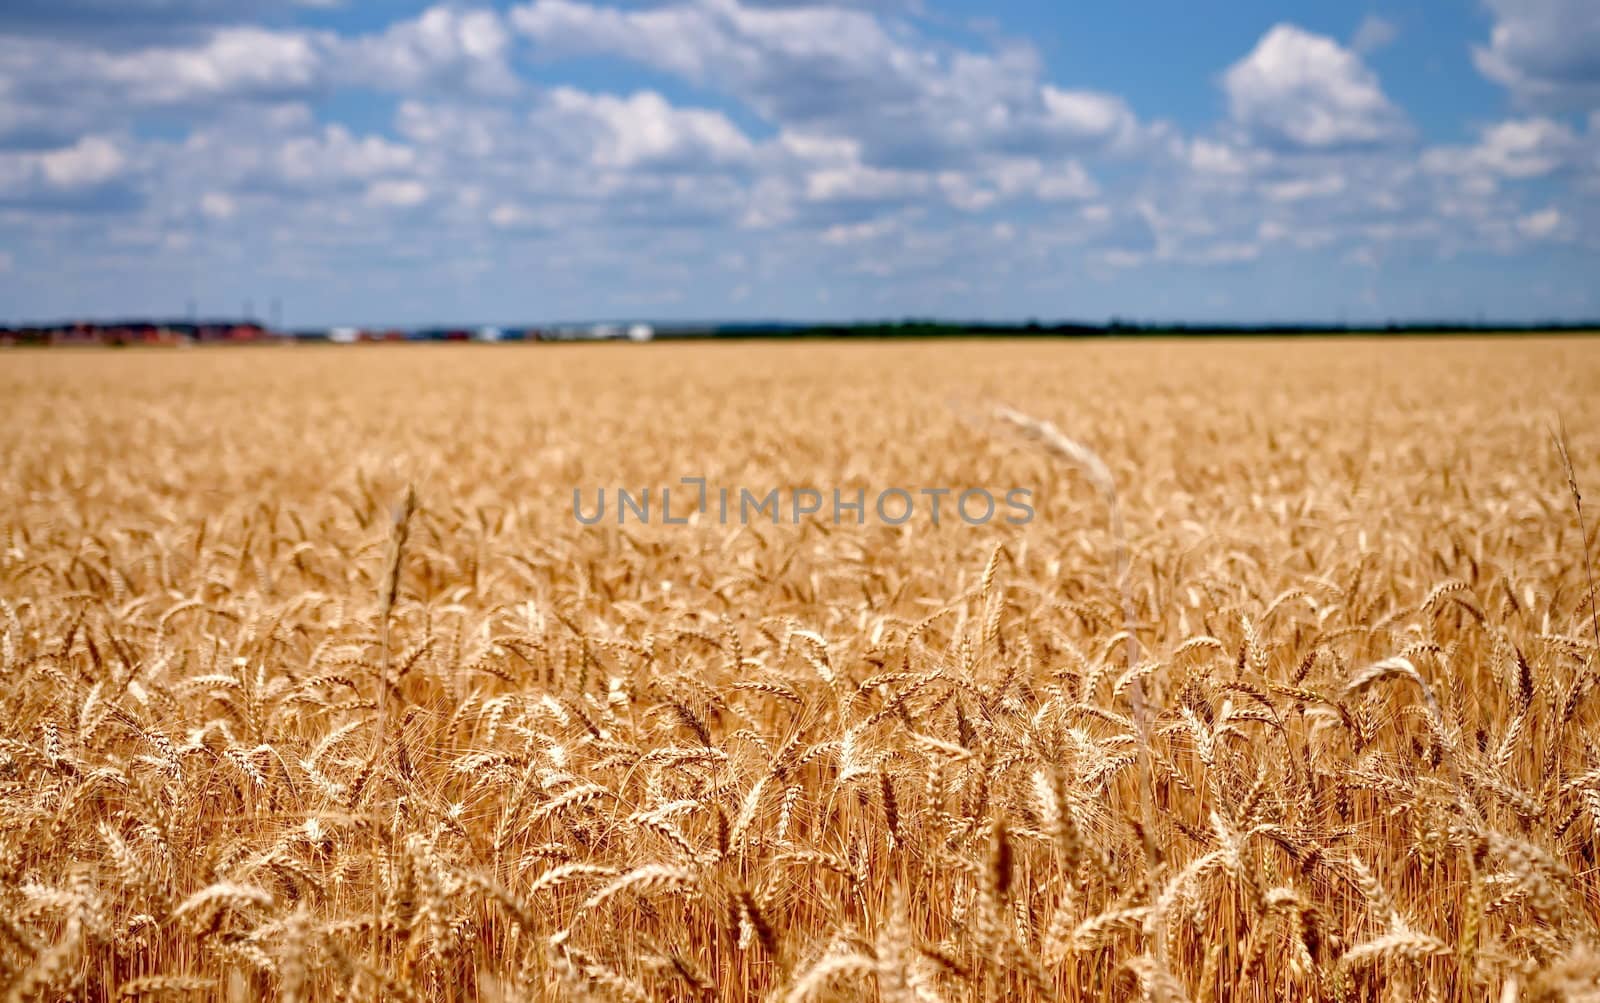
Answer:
xmin=3 ymin=338 xmax=1600 ymax=1002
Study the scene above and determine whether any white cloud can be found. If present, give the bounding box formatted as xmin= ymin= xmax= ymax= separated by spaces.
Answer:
xmin=963 ymin=156 xmax=1098 ymax=205
xmin=1222 ymin=24 xmax=1409 ymax=150
xmin=38 ymin=135 xmax=125 ymax=187
xmin=820 ymin=217 xmax=898 ymax=245
xmin=510 ymin=0 xmax=1152 ymax=168
xmin=159 ymin=111 xmax=416 ymax=201
xmin=1184 ymin=138 xmax=1253 ymax=176
xmin=1350 ymin=14 xmax=1397 ymax=55
xmin=1039 ymin=87 xmax=1139 ymax=147
xmin=1189 ymin=241 xmax=1260 ymax=264
xmin=340 ymin=6 xmax=519 ymax=96
xmin=395 ymin=99 xmax=502 ymax=156
xmin=386 ymin=94 xmax=766 ymax=234
xmin=0 ymin=134 xmax=136 ymax=214
xmin=1473 ymin=0 xmax=1600 ymax=108
xmin=0 ymin=134 xmax=126 ymax=194
xmin=536 ymin=88 xmax=754 ymax=169
xmin=1516 ymin=206 xmax=1563 ymax=238
xmin=1421 ymin=117 xmax=1579 ymax=179
xmin=1262 ymin=173 xmax=1346 ymax=202
xmin=0 ymin=27 xmax=330 ymax=148
xmin=1035 ymin=164 xmax=1098 ymax=201
xmin=271 ymin=126 xmax=415 ymax=187
xmin=0 ymin=9 xmax=524 ymax=148
xmin=1138 ymin=93 xmax=1584 ymax=277
xmin=777 ymin=130 xmax=860 ymax=165
xmin=365 ymin=179 xmax=428 ymax=207
xmin=100 ymin=27 xmax=327 ymax=104
xmin=804 ymin=162 xmax=928 ymax=203
xmin=1260 ymin=219 xmax=1337 ymax=249
xmin=487 ymin=203 xmax=536 ymax=229
xmin=200 ymin=191 xmax=236 ymax=219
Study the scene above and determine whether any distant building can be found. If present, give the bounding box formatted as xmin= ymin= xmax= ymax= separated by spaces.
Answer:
xmin=51 ymin=325 xmax=101 ymax=347
xmin=0 ymin=317 xmax=658 ymax=347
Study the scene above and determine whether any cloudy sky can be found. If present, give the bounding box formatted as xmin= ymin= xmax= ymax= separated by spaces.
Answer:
xmin=1 ymin=0 xmax=1597 ymax=326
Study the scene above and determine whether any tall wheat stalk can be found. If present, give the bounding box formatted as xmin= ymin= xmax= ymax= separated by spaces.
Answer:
xmin=1553 ymin=420 xmax=1600 ymax=656
xmin=992 ymin=405 xmax=1170 ymax=997
xmin=371 ymin=484 xmax=415 ymax=980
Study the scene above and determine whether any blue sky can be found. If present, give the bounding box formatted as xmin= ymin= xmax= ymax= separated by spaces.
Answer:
xmin=1 ymin=0 xmax=1597 ymax=326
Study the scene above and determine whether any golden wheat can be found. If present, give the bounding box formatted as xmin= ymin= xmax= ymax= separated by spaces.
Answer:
xmin=0 ymin=337 xmax=1598 ymax=1001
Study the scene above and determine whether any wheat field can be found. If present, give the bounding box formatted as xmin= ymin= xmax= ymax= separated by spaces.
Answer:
xmin=3 ymin=337 xmax=1600 ymax=1002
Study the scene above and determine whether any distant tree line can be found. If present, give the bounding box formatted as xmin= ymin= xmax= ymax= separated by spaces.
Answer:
xmin=676 ymin=318 xmax=1600 ymax=339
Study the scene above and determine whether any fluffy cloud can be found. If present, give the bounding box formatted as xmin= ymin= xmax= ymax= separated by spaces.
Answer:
xmin=0 ymin=134 xmax=135 ymax=209
xmin=1350 ymin=14 xmax=1398 ymax=55
xmin=385 ymin=94 xmax=762 ymax=236
xmin=1150 ymin=68 xmax=1586 ymax=274
xmin=510 ymin=0 xmax=1150 ymax=169
xmin=1039 ymin=88 xmax=1141 ymax=148
xmin=536 ymin=89 xmax=754 ymax=170
xmin=1182 ymin=138 xmax=1259 ymax=178
xmin=1222 ymin=24 xmax=1409 ymax=151
xmin=199 ymin=191 xmax=236 ymax=219
xmin=102 ymin=27 xmax=326 ymax=104
xmin=0 ymin=6 xmax=529 ymax=149
xmin=1421 ymin=117 xmax=1581 ymax=180
xmin=33 ymin=135 xmax=127 ymax=188
xmin=1261 ymin=173 xmax=1346 ymax=202
xmin=364 ymin=178 xmax=428 ymax=208
xmin=1473 ymin=0 xmax=1600 ymax=108
xmin=0 ymin=26 xmax=329 ymax=149
xmin=166 ymin=106 xmax=416 ymax=197
xmin=1516 ymin=206 xmax=1564 ymax=239
xmin=800 ymin=163 xmax=926 ymax=205
xmin=340 ymin=7 xmax=520 ymax=96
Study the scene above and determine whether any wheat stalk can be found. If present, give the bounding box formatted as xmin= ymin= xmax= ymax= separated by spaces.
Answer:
xmin=370 ymin=484 xmax=415 ymax=980
xmin=1553 ymin=420 xmax=1600 ymax=656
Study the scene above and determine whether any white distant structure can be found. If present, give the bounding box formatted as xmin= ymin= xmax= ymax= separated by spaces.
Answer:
xmin=328 ymin=326 xmax=359 ymax=344
xmin=433 ymin=322 xmax=652 ymax=343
